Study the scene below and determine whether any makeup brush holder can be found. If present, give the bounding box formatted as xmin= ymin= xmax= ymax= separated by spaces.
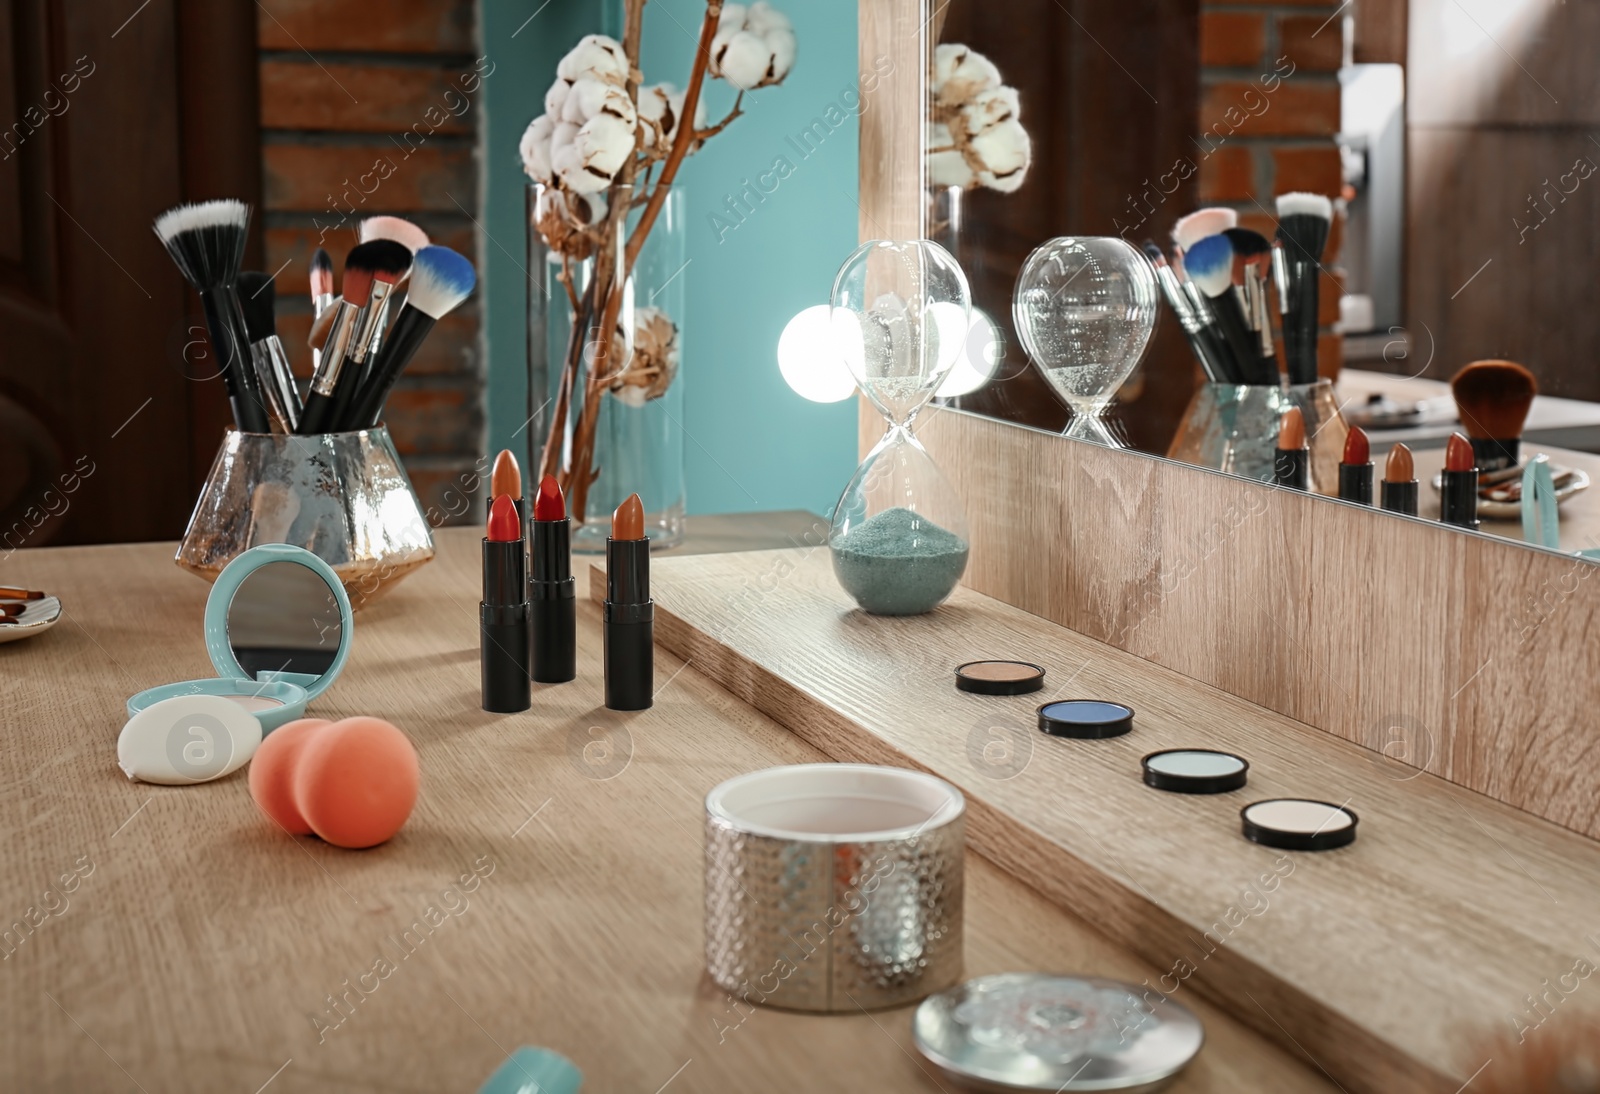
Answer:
xmin=1167 ymin=380 xmax=1349 ymax=494
xmin=704 ymin=764 xmax=966 ymax=1013
xmin=177 ymin=427 xmax=435 ymax=610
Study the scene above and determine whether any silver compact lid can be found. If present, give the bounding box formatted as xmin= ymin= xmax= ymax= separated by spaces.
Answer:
xmin=913 ymin=973 xmax=1204 ymax=1092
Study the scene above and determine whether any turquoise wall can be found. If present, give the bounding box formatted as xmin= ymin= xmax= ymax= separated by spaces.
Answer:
xmin=480 ymin=0 xmax=860 ymax=517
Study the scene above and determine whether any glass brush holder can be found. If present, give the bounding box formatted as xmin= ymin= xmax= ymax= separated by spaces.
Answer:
xmin=828 ymin=239 xmax=972 ymax=616
xmin=1167 ymin=380 xmax=1349 ymax=492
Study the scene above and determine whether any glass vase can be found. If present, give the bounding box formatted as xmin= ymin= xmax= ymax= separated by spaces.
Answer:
xmin=526 ymin=183 xmax=687 ymax=551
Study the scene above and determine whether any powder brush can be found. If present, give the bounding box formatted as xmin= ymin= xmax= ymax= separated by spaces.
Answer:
xmin=153 ymin=200 xmax=271 ymax=432
xmin=1185 ymin=233 xmax=1274 ymax=385
xmin=348 ymin=245 xmax=476 ymax=429
xmin=1172 ymin=207 xmax=1238 ymax=256
xmin=1143 ymin=240 xmax=1229 ymax=383
xmin=1274 ymin=192 xmax=1334 ymax=386
xmin=1451 ymin=359 xmax=1537 ymax=472
xmin=237 ymin=271 xmax=302 ymax=433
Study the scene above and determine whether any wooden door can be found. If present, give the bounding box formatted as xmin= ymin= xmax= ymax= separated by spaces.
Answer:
xmin=0 ymin=0 xmax=259 ymax=551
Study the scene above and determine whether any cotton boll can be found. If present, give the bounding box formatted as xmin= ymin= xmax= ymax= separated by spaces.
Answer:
xmin=520 ymin=115 xmax=555 ymax=182
xmin=717 ymin=3 xmax=749 ymax=30
xmin=926 ymin=122 xmax=973 ymax=188
xmin=565 ymin=113 xmax=634 ymax=192
xmin=713 ymin=29 xmax=770 ymax=90
xmin=934 ymin=43 xmax=1000 ymax=107
xmin=563 ymin=77 xmax=636 ymax=128
xmin=557 ymin=35 xmax=628 ymax=86
xmin=972 ymin=118 xmax=1031 ymax=192
xmin=710 ymin=2 xmax=796 ymax=89
xmin=545 ymin=79 xmax=570 ymax=120
xmin=964 ymin=86 xmax=1020 ymax=133
xmin=766 ymin=27 xmax=797 ymax=83
xmin=746 ymin=1 xmax=791 ymax=35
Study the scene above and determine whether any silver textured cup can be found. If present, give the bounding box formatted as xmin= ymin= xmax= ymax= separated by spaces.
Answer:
xmin=1167 ymin=380 xmax=1349 ymax=495
xmin=177 ymin=427 xmax=435 ymax=610
xmin=705 ymin=764 xmax=966 ymax=1013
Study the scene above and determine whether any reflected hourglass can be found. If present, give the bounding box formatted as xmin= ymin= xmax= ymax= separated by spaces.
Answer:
xmin=1013 ymin=237 xmax=1157 ymax=447
xmin=828 ymin=240 xmax=972 ymax=616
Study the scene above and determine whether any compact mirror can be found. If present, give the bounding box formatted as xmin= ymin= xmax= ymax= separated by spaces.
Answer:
xmin=226 ymin=561 xmax=343 ymax=680
xmin=127 ymin=543 xmax=354 ymax=732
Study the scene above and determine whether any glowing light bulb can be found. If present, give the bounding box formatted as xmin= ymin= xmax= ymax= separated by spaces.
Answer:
xmin=936 ymin=308 xmax=1002 ymax=398
xmin=778 ymin=305 xmax=856 ymax=403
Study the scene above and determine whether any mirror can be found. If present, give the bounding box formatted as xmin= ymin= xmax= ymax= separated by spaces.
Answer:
xmin=227 ymin=561 xmax=344 ymax=680
xmin=925 ymin=0 xmax=1600 ymax=558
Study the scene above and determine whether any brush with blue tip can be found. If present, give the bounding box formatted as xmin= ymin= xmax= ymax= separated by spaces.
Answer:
xmin=1184 ymin=233 xmax=1277 ymax=386
xmin=347 ymin=245 xmax=477 ymax=429
xmin=1142 ymin=240 xmax=1229 ymax=384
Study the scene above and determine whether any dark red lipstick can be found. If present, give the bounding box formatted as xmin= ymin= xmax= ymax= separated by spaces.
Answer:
xmin=1338 ymin=426 xmax=1373 ymax=505
xmin=1440 ymin=432 xmax=1480 ymax=530
xmin=530 ymin=474 xmax=576 ymax=684
xmin=481 ymin=493 xmax=531 ymax=713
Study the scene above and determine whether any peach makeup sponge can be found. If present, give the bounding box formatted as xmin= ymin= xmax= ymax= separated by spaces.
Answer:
xmin=249 ymin=717 xmax=420 ymax=849
xmin=248 ymin=718 xmax=330 ymax=835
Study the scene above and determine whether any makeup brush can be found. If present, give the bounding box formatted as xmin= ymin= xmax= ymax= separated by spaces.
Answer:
xmin=1380 ymin=442 xmax=1418 ymax=516
xmin=309 ymin=248 xmax=335 ymax=317
xmin=1224 ymin=227 xmax=1278 ymax=374
xmin=308 ymin=298 xmax=340 ymax=351
xmin=1451 ymin=359 xmax=1537 ymax=472
xmin=359 ymin=215 xmax=430 ymax=256
xmin=299 ymin=265 xmax=374 ymax=435
xmin=1172 ymin=207 xmax=1238 ymax=256
xmin=152 ymin=200 xmax=271 ymax=433
xmin=343 ymin=239 xmax=412 ymax=399
xmin=1274 ymin=192 xmax=1334 ymax=386
xmin=1143 ymin=240 xmax=1227 ymax=383
xmin=347 ymin=245 xmax=476 ymax=429
xmin=1274 ymin=406 xmax=1309 ymax=490
xmin=1186 ymin=234 xmax=1273 ymax=385
xmin=237 ymin=271 xmax=302 ymax=434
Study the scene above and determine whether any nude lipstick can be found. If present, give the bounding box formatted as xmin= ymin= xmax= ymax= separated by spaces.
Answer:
xmin=1273 ymin=407 xmax=1309 ymax=490
xmin=492 ymin=449 xmax=524 ymax=525
xmin=604 ymin=493 xmax=653 ymax=711
xmin=530 ymin=474 xmax=576 ymax=684
xmin=1440 ymin=431 xmax=1480 ymax=530
xmin=1336 ymin=426 xmax=1372 ymax=505
xmin=481 ymin=493 xmax=531 ymax=713
xmin=1380 ymin=442 xmax=1418 ymax=516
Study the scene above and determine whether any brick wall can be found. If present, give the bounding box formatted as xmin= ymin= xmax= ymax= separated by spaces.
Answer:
xmin=255 ymin=0 xmax=484 ymax=523
xmin=1197 ymin=2 xmax=1345 ymax=377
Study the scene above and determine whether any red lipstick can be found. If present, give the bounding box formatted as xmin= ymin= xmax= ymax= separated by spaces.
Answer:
xmin=1273 ymin=407 xmax=1310 ymax=490
xmin=1440 ymin=431 xmax=1480 ymax=530
xmin=530 ymin=474 xmax=575 ymax=684
xmin=1380 ymin=442 xmax=1418 ymax=516
xmin=603 ymin=492 xmax=653 ymax=711
xmin=1338 ymin=425 xmax=1373 ymax=505
xmin=481 ymin=493 xmax=530 ymax=712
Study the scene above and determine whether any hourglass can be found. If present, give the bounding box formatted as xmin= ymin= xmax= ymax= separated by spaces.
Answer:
xmin=1013 ymin=237 xmax=1157 ymax=446
xmin=828 ymin=240 xmax=972 ymax=616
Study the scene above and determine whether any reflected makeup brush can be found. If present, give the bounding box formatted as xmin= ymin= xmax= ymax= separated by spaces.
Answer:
xmin=152 ymin=200 xmax=271 ymax=433
xmin=481 ymin=493 xmax=531 ymax=713
xmin=0 ymin=587 xmax=45 ymax=600
xmin=1440 ymin=432 xmax=1480 ymax=530
xmin=604 ymin=493 xmax=653 ymax=711
xmin=1380 ymin=442 xmax=1418 ymax=515
xmin=309 ymin=247 xmax=335 ymax=375
xmin=1274 ymin=192 xmax=1334 ymax=386
xmin=1143 ymin=241 xmax=1228 ymax=383
xmin=238 ymin=272 xmax=302 ymax=434
xmin=1274 ymin=406 xmax=1309 ymax=490
xmin=348 ymin=246 xmax=476 ymax=429
xmin=1338 ymin=426 xmax=1373 ymax=505
xmin=1451 ymin=359 xmax=1537 ymax=472
xmin=531 ymin=474 xmax=576 ymax=684
xmin=1172 ymin=207 xmax=1238 ymax=256
xmin=360 ymin=215 xmax=430 ymax=257
xmin=1224 ymin=227 xmax=1277 ymax=376
xmin=1187 ymin=234 xmax=1272 ymax=385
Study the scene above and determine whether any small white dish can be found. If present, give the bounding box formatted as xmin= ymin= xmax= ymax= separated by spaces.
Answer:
xmin=0 ymin=595 xmax=62 ymax=645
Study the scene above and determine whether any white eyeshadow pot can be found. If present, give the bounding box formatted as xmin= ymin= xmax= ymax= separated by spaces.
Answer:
xmin=1241 ymin=798 xmax=1358 ymax=851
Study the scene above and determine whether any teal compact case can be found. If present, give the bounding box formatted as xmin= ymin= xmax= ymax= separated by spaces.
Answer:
xmin=126 ymin=544 xmax=353 ymax=732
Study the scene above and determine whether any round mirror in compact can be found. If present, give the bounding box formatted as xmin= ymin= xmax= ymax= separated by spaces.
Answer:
xmin=126 ymin=544 xmax=354 ymax=735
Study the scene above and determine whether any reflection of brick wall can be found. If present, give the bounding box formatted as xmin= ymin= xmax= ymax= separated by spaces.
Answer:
xmin=256 ymin=0 xmax=483 ymax=523
xmin=1198 ymin=2 xmax=1345 ymax=377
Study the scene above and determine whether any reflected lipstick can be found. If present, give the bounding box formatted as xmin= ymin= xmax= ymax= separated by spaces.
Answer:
xmin=1380 ymin=443 xmax=1418 ymax=516
xmin=604 ymin=493 xmax=653 ymax=711
xmin=531 ymin=475 xmax=576 ymax=683
xmin=1440 ymin=431 xmax=1480 ymax=530
xmin=1274 ymin=407 xmax=1309 ymax=490
xmin=481 ymin=494 xmax=531 ymax=713
xmin=1338 ymin=426 xmax=1373 ymax=505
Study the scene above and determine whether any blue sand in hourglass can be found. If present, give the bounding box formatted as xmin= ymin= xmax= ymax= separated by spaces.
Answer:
xmin=830 ymin=507 xmax=969 ymax=616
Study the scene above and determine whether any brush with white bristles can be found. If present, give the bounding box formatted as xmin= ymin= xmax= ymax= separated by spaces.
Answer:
xmin=348 ymin=246 xmax=477 ymax=429
xmin=1143 ymin=240 xmax=1229 ymax=383
xmin=1185 ymin=233 xmax=1275 ymax=385
xmin=1172 ymin=207 xmax=1238 ymax=256
xmin=153 ymin=200 xmax=271 ymax=432
xmin=357 ymin=219 xmax=427 ymax=356
xmin=1274 ymin=192 xmax=1333 ymax=385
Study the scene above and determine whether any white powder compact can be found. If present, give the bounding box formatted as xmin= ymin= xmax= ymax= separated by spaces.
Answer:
xmin=1241 ymin=798 xmax=1358 ymax=852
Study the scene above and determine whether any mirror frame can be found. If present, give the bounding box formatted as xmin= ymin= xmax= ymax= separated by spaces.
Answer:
xmin=859 ymin=0 xmax=1600 ymax=843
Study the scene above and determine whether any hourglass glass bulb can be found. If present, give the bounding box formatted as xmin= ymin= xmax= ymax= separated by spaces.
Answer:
xmin=1013 ymin=237 xmax=1158 ymax=421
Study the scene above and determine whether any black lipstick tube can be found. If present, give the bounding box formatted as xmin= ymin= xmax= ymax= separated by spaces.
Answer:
xmin=531 ymin=516 xmax=576 ymax=683
xmin=603 ymin=536 xmax=653 ymax=711
xmin=1440 ymin=466 xmax=1481 ymax=530
xmin=1338 ymin=463 xmax=1374 ymax=505
xmin=481 ymin=537 xmax=531 ymax=713
xmin=1274 ymin=448 xmax=1309 ymax=490
xmin=1380 ymin=479 xmax=1418 ymax=516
